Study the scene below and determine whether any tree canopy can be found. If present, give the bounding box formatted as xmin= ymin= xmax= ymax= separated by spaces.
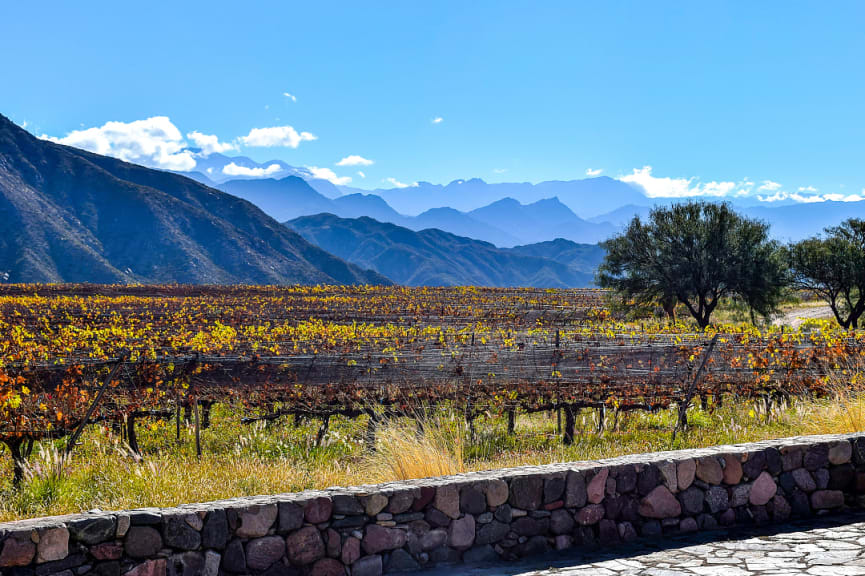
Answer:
xmin=597 ymin=202 xmax=787 ymax=329
xmin=788 ymin=218 xmax=865 ymax=329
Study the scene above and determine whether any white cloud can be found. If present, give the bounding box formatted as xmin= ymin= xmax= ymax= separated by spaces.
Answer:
xmin=44 ymin=116 xmax=197 ymax=171
xmin=493 ymin=168 xmax=508 ymax=174
xmin=240 ymin=125 xmax=316 ymax=148
xmin=222 ymin=162 xmax=283 ymax=177
xmin=20 ymin=120 xmax=27 ymax=129
xmin=306 ymin=166 xmax=351 ymax=185
xmin=585 ymin=168 xmax=603 ymax=177
xmin=336 ymin=155 xmax=374 ymax=167
xmin=798 ymin=185 xmax=818 ymax=193
xmin=760 ymin=191 xmax=865 ymax=203
xmin=432 ymin=117 xmax=443 ymax=124
xmin=186 ymin=131 xmax=236 ymax=155
xmin=758 ymin=180 xmax=782 ymax=192
xmin=283 ymin=92 xmax=297 ymax=102
xmin=357 ymin=171 xmax=366 ymax=178
xmin=618 ymin=166 xmax=739 ymax=198
xmin=385 ymin=177 xmax=417 ymax=189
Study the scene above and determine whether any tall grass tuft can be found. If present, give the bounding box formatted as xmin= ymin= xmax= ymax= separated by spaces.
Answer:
xmin=363 ymin=412 xmax=465 ymax=481
xmin=805 ymin=357 xmax=865 ymax=434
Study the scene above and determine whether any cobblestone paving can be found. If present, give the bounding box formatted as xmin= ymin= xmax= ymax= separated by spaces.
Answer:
xmin=437 ymin=513 xmax=865 ymax=576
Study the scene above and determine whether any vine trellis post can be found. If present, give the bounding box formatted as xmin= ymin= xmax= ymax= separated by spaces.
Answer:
xmin=65 ymin=354 xmax=126 ymax=457
xmin=672 ymin=333 xmax=720 ymax=443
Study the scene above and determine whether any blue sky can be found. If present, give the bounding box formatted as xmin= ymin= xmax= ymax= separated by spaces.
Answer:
xmin=2 ymin=1 xmax=864 ymax=201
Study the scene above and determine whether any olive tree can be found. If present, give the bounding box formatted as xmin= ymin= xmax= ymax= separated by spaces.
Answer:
xmin=788 ymin=218 xmax=865 ymax=329
xmin=597 ymin=202 xmax=787 ymax=329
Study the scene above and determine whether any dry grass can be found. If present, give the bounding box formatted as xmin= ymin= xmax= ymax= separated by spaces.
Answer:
xmin=1 ymin=392 xmax=863 ymax=522
xmin=362 ymin=414 xmax=465 ymax=482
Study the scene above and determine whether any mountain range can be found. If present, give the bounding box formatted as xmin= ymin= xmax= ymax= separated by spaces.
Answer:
xmin=287 ymin=213 xmax=604 ymax=287
xmin=216 ymin=176 xmax=614 ymax=246
xmin=0 ymin=114 xmax=387 ymax=285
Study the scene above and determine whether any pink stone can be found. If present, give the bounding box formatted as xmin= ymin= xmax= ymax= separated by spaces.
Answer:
xmin=362 ymin=524 xmax=407 ymax=555
xmin=695 ymin=456 xmax=723 ymax=485
xmin=749 ymin=471 xmax=777 ymax=506
xmin=576 ymin=504 xmax=605 ymax=525
xmin=126 ymin=559 xmax=167 ymax=576
xmin=90 ymin=542 xmax=123 ymax=561
xmin=811 ymin=490 xmax=844 ymax=509
xmin=638 ymin=486 xmax=682 ymax=519
xmin=677 ymin=459 xmax=696 ymax=490
xmin=311 ymin=557 xmax=346 ymax=576
xmin=587 ymin=468 xmax=609 ymax=504
xmin=305 ymin=497 xmax=333 ymax=524
xmin=36 ymin=527 xmax=68 ymax=564
xmin=722 ymin=454 xmax=743 ymax=485
xmin=286 ymin=526 xmax=325 ymax=565
xmin=341 ymin=536 xmax=361 ymax=565
xmin=0 ymin=537 xmax=36 ymax=567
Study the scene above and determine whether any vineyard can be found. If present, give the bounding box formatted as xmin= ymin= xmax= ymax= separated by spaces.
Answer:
xmin=0 ymin=284 xmax=862 ymax=488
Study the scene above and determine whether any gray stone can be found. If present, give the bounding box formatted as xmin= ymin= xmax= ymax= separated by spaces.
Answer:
xmin=448 ymin=515 xmax=476 ymax=549
xmin=124 ymin=526 xmax=163 ymax=559
xmin=485 ymin=480 xmax=509 ymax=507
xmin=164 ymin=515 xmax=202 ymax=551
xmin=731 ymin=483 xmax=751 ymax=507
xmin=509 ymin=476 xmax=543 ymax=510
xmin=705 ymin=486 xmax=729 ymax=513
xmin=460 ymin=486 xmax=486 ymax=515
xmin=565 ymin=470 xmax=587 ymax=508
xmin=637 ymin=464 xmax=660 ymax=495
xmin=420 ymin=528 xmax=448 ymax=551
xmin=246 ymin=537 xmax=285 ymax=571
xmin=362 ymin=494 xmax=389 ymax=517
xmin=475 ymin=520 xmax=509 ymax=545
xmin=286 ymin=526 xmax=325 ymax=565
xmin=544 ymin=475 xmax=566 ymax=503
xmin=793 ymin=467 xmax=817 ymax=492
xmin=829 ymin=440 xmax=853 ymax=464
xmin=434 ymin=485 xmax=460 ymax=519
xmin=811 ymin=489 xmax=844 ymax=509
xmin=202 ymin=510 xmax=229 ymax=549
xmin=68 ymin=517 xmax=116 ymax=545
xmin=657 ymin=460 xmax=678 ymax=493
xmin=203 ymin=550 xmax=221 ymax=576
xmin=387 ymin=490 xmax=415 ymax=515
xmin=386 ymin=548 xmax=419 ymax=572
xmin=493 ymin=504 xmax=512 ymax=523
xmin=463 ymin=544 xmax=499 ymax=563
xmin=616 ymin=465 xmax=638 ymax=494
xmin=352 ymin=554 xmax=382 ymax=576
xmin=804 ymin=444 xmax=829 ymax=471
xmin=222 ymin=539 xmax=246 ymax=573
xmin=678 ymin=486 xmax=704 ymax=515
xmin=332 ymin=495 xmax=364 ymax=516
xmin=237 ymin=504 xmax=278 ymax=538
xmin=550 ymin=509 xmax=574 ymax=535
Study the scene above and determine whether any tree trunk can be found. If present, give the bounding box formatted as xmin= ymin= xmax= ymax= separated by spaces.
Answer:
xmin=563 ymin=405 xmax=576 ymax=445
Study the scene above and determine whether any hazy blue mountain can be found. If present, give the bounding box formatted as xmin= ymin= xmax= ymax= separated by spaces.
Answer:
xmin=342 ymin=176 xmax=650 ymax=218
xmin=0 ymin=114 xmax=388 ymax=285
xmin=468 ymin=197 xmax=617 ymax=244
xmin=743 ymin=201 xmax=865 ymax=241
xmin=218 ymin=176 xmax=334 ymax=222
xmin=287 ymin=213 xmax=597 ymax=287
xmin=411 ymin=207 xmax=521 ymax=247
xmin=508 ymin=238 xmax=605 ymax=275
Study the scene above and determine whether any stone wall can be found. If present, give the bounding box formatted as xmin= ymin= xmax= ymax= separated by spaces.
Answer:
xmin=3 ymin=433 xmax=865 ymax=576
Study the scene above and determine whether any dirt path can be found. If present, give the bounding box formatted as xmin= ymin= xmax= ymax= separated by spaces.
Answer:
xmin=773 ymin=303 xmax=834 ymax=329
